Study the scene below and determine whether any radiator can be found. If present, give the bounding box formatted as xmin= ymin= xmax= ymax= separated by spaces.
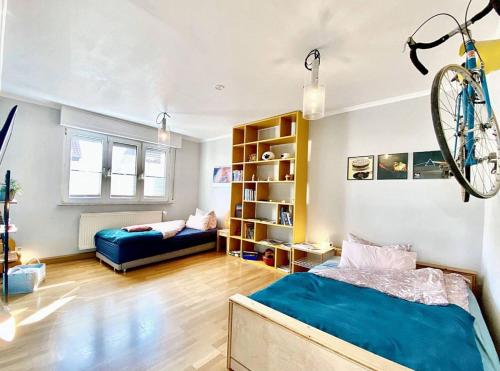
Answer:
xmin=78 ymin=211 xmax=163 ymax=250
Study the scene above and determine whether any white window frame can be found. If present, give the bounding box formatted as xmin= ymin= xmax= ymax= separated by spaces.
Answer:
xmin=61 ymin=128 xmax=175 ymax=205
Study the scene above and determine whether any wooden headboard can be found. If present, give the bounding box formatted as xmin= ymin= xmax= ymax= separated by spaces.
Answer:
xmin=416 ymin=261 xmax=478 ymax=295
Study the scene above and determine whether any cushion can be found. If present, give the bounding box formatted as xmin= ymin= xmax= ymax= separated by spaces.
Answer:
xmin=122 ymin=225 xmax=153 ymax=232
xmin=196 ymin=208 xmax=217 ymax=229
xmin=339 ymin=240 xmax=417 ymax=271
xmin=186 ymin=214 xmax=210 ymax=231
xmin=347 ymin=233 xmax=412 ymax=252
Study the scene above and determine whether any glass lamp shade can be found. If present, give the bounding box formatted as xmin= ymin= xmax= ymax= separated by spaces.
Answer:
xmin=158 ymin=127 xmax=171 ymax=144
xmin=302 ymin=83 xmax=325 ymax=120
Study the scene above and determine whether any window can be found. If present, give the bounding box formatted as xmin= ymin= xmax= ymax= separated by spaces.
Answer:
xmin=63 ymin=128 xmax=175 ymax=204
xmin=68 ymin=135 xmax=104 ymax=197
xmin=144 ymin=147 xmax=167 ymax=198
xmin=110 ymin=142 xmax=138 ymax=198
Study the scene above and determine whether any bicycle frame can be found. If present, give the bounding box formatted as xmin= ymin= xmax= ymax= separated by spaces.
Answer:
xmin=456 ymin=35 xmax=495 ymax=167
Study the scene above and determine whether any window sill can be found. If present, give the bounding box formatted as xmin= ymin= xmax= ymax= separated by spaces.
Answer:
xmin=58 ymin=200 xmax=174 ymax=206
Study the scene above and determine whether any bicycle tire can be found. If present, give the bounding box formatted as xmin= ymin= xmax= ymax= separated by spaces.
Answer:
xmin=431 ymin=64 xmax=500 ymax=199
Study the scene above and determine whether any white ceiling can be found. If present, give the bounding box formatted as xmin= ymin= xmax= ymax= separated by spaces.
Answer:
xmin=1 ymin=0 xmax=499 ymax=139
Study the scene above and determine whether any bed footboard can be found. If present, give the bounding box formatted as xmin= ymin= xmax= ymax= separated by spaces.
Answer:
xmin=227 ymin=294 xmax=410 ymax=371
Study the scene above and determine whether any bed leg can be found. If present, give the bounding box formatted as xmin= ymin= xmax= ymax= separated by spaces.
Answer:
xmin=99 ymin=259 xmax=102 ymax=265
xmin=123 ymin=269 xmax=127 ymax=275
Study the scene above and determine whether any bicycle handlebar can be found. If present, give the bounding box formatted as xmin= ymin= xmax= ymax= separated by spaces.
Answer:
xmin=407 ymin=0 xmax=497 ymax=75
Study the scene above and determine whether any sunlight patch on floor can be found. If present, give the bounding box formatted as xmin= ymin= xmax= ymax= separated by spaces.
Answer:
xmin=18 ymin=296 xmax=76 ymax=326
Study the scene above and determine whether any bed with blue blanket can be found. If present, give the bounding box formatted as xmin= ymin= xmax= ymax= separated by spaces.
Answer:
xmin=95 ymin=227 xmax=217 ymax=271
xmin=228 ymin=265 xmax=499 ymax=371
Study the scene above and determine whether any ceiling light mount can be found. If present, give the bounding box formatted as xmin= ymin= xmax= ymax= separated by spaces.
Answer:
xmin=214 ymin=84 xmax=225 ymax=91
xmin=302 ymin=48 xmax=325 ymax=120
xmin=156 ymin=112 xmax=171 ymax=145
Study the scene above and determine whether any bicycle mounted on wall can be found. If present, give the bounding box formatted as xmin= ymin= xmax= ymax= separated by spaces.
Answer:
xmin=406 ymin=0 xmax=500 ymax=202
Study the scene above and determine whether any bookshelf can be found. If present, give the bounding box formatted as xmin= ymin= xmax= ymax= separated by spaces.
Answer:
xmin=229 ymin=111 xmax=308 ymax=273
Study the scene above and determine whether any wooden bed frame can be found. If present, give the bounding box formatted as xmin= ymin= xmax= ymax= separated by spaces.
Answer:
xmin=227 ymin=263 xmax=478 ymax=371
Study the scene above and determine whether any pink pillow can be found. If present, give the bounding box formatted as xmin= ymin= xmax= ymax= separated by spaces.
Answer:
xmin=339 ymin=240 xmax=417 ymax=271
xmin=186 ymin=214 xmax=210 ymax=231
xmin=196 ymin=208 xmax=217 ymax=229
xmin=122 ymin=225 xmax=153 ymax=232
xmin=347 ymin=233 xmax=412 ymax=252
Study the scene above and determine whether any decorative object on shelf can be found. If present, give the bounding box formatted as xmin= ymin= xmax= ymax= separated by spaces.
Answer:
xmin=156 ymin=111 xmax=172 ymax=145
xmin=303 ymin=49 xmax=325 ymax=120
xmin=262 ymin=151 xmax=275 ymax=161
xmin=0 ymin=179 xmax=21 ymax=201
xmin=413 ymin=150 xmax=451 ymax=179
xmin=263 ymin=249 xmax=274 ymax=266
xmin=347 ymin=156 xmax=374 ymax=180
xmin=251 ymin=174 xmax=255 ymax=181
xmin=266 ymin=176 xmax=273 ymax=181
xmin=213 ymin=166 xmax=231 ymax=185
xmin=248 ymin=153 xmax=257 ymax=162
xmin=285 ymin=174 xmax=294 ymax=181
xmin=377 ymin=153 xmax=409 ymax=180
xmin=281 ymin=152 xmax=293 ymax=159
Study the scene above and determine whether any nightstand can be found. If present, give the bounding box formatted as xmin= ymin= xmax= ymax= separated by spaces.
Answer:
xmin=291 ymin=243 xmax=339 ymax=273
xmin=217 ymin=229 xmax=229 ymax=253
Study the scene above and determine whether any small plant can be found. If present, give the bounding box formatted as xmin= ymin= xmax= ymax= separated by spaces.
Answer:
xmin=0 ymin=179 xmax=22 ymax=199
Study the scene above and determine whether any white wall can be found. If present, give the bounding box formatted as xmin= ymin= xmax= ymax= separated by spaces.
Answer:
xmin=480 ymin=70 xmax=500 ymax=351
xmin=0 ymin=97 xmax=200 ymax=259
xmin=198 ymin=136 xmax=232 ymax=226
xmin=308 ymin=96 xmax=485 ymax=271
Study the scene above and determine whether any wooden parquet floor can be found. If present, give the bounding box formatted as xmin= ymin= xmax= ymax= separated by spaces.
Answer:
xmin=0 ymin=251 xmax=283 ymax=371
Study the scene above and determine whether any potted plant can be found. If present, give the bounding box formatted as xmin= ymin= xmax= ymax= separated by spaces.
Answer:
xmin=0 ymin=180 xmax=22 ymax=201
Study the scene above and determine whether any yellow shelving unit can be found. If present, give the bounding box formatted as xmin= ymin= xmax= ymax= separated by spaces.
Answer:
xmin=228 ymin=111 xmax=309 ymax=273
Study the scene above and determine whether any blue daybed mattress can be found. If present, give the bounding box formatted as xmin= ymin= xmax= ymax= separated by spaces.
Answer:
xmin=95 ymin=227 xmax=217 ymax=265
xmin=250 ymin=272 xmax=500 ymax=371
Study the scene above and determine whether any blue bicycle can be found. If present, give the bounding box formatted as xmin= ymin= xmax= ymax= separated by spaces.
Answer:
xmin=407 ymin=0 xmax=500 ymax=201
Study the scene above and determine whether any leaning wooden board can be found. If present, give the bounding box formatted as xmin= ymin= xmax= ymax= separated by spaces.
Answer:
xmin=227 ymin=263 xmax=478 ymax=371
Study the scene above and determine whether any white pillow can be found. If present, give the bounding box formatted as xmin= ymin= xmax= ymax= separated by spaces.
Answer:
xmin=347 ymin=233 xmax=412 ymax=252
xmin=186 ymin=214 xmax=210 ymax=231
xmin=339 ymin=240 xmax=417 ymax=271
xmin=196 ymin=208 xmax=217 ymax=229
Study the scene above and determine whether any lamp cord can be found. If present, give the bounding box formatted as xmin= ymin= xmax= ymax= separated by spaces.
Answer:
xmin=304 ymin=49 xmax=320 ymax=71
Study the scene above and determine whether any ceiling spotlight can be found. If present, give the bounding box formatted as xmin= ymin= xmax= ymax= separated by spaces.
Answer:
xmin=214 ymin=84 xmax=225 ymax=91
xmin=303 ymin=49 xmax=325 ymax=120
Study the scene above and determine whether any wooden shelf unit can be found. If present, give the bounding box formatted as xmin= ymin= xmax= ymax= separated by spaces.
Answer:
xmin=229 ymin=111 xmax=308 ymax=273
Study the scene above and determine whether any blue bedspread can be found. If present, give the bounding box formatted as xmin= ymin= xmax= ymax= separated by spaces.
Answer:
xmin=250 ymin=273 xmax=483 ymax=371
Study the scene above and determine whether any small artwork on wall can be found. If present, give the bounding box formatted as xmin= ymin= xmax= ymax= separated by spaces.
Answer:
xmin=413 ymin=150 xmax=451 ymax=179
xmin=213 ymin=166 xmax=231 ymax=186
xmin=347 ymin=156 xmax=374 ymax=180
xmin=377 ymin=153 xmax=408 ymax=180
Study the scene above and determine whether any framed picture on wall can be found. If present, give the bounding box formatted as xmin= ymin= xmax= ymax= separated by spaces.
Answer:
xmin=413 ymin=150 xmax=451 ymax=179
xmin=377 ymin=153 xmax=408 ymax=180
xmin=212 ymin=166 xmax=232 ymax=186
xmin=347 ymin=156 xmax=374 ymax=180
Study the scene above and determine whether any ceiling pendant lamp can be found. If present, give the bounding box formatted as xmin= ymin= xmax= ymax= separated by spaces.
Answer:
xmin=156 ymin=112 xmax=171 ymax=145
xmin=302 ymin=49 xmax=325 ymax=120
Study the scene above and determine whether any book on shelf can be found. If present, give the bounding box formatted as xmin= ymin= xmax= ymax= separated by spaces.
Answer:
xmin=234 ymin=203 xmax=242 ymax=218
xmin=244 ymin=188 xmax=255 ymax=201
xmin=244 ymin=224 xmax=255 ymax=240
xmin=232 ymin=170 xmax=243 ymax=181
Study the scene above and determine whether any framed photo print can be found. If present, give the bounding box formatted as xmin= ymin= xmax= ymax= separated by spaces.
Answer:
xmin=413 ymin=150 xmax=450 ymax=179
xmin=212 ymin=166 xmax=231 ymax=186
xmin=377 ymin=153 xmax=408 ymax=180
xmin=347 ymin=156 xmax=374 ymax=180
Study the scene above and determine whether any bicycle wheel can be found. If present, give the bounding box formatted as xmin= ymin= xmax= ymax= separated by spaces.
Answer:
xmin=431 ymin=64 xmax=500 ymax=199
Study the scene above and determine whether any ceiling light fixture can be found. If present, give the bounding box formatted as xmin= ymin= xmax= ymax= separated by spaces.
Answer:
xmin=156 ymin=112 xmax=171 ymax=145
xmin=303 ymin=49 xmax=325 ymax=120
xmin=214 ymin=84 xmax=225 ymax=91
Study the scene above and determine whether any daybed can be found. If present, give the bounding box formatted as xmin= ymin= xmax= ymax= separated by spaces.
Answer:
xmin=95 ymin=227 xmax=217 ymax=272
